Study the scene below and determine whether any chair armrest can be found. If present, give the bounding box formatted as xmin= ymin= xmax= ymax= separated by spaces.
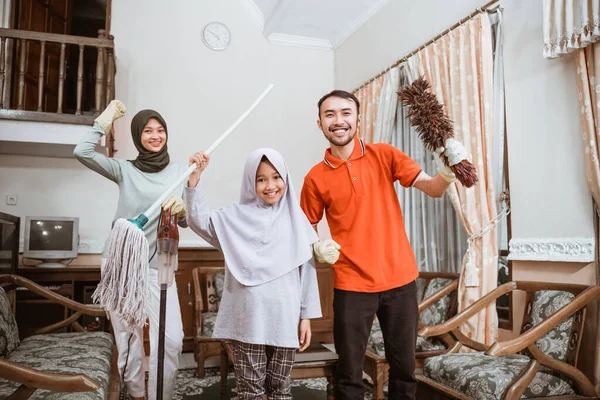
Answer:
xmin=485 ymin=285 xmax=600 ymax=357
xmin=0 ymin=275 xmax=104 ymax=317
xmin=0 ymin=358 xmax=99 ymax=392
xmin=524 ymin=344 xmax=596 ymax=396
xmin=418 ymin=279 xmax=458 ymax=313
xmin=419 ymin=281 xmax=517 ymax=337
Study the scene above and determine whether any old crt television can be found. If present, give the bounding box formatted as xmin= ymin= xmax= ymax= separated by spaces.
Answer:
xmin=0 ymin=212 xmax=20 ymax=274
xmin=23 ymin=217 xmax=79 ymax=267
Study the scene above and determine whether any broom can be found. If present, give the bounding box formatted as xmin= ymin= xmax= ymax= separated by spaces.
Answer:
xmin=397 ymin=76 xmax=478 ymax=188
xmin=93 ymin=84 xmax=275 ymax=328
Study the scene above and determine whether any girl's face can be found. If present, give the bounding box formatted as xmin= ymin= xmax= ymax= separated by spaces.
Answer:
xmin=141 ymin=118 xmax=167 ymax=152
xmin=255 ymin=160 xmax=285 ymax=205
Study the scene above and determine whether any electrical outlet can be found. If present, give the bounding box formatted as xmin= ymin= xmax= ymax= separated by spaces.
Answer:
xmin=6 ymin=195 xmax=17 ymax=206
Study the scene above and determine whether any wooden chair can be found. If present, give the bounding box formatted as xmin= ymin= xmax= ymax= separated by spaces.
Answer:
xmin=0 ymin=274 xmax=117 ymax=400
xmin=192 ymin=266 xmax=225 ymax=377
xmin=364 ymin=271 xmax=459 ymax=400
xmin=417 ymin=281 xmax=600 ymax=400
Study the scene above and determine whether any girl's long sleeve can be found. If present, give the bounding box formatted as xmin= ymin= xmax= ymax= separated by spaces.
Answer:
xmin=184 ymin=184 xmax=220 ymax=249
xmin=299 ymin=257 xmax=322 ymax=319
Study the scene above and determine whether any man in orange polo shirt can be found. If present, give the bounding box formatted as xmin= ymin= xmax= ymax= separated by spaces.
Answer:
xmin=301 ymin=90 xmax=468 ymax=400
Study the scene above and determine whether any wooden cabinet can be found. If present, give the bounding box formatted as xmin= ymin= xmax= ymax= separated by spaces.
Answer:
xmin=14 ymin=248 xmax=334 ymax=352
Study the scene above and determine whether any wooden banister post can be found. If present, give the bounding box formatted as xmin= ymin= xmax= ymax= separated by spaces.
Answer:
xmin=76 ymin=44 xmax=84 ymax=115
xmin=17 ymin=39 xmax=26 ymax=110
xmin=105 ymin=48 xmax=114 ymax=106
xmin=95 ymin=30 xmax=106 ymax=115
xmin=57 ymin=43 xmax=66 ymax=113
xmin=37 ymin=41 xmax=46 ymax=111
xmin=0 ymin=37 xmax=6 ymax=109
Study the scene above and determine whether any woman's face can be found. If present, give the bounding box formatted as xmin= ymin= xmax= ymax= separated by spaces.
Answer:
xmin=141 ymin=118 xmax=167 ymax=152
xmin=255 ymin=160 xmax=286 ymax=206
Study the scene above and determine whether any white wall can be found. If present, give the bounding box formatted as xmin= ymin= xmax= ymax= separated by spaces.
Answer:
xmin=0 ymin=0 xmax=334 ymax=247
xmin=502 ymin=0 xmax=592 ymax=238
xmin=335 ymin=0 xmax=485 ymax=90
xmin=335 ymin=0 xmax=593 ymax=240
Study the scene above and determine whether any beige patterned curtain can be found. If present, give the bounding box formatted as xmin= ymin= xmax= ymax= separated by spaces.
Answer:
xmin=575 ymin=42 xmax=600 ymax=393
xmin=355 ymin=75 xmax=385 ymax=143
xmin=543 ymin=0 xmax=600 ymax=59
xmin=408 ymin=13 xmax=498 ymax=345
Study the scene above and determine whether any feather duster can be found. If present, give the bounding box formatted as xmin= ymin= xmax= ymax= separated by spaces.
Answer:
xmin=397 ymin=76 xmax=478 ymax=188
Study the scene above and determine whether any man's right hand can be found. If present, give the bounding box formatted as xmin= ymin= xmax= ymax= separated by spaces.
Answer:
xmin=94 ymin=100 xmax=126 ymax=134
xmin=313 ymin=239 xmax=341 ymax=264
xmin=188 ymin=152 xmax=210 ymax=188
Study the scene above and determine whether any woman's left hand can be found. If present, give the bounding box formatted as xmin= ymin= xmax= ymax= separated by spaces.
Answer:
xmin=298 ymin=319 xmax=311 ymax=352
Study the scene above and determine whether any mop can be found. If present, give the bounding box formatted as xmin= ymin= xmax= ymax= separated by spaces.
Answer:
xmin=93 ymin=84 xmax=275 ymax=329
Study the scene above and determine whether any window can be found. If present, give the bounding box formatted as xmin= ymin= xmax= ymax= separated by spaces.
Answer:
xmin=497 ymin=131 xmax=512 ymax=329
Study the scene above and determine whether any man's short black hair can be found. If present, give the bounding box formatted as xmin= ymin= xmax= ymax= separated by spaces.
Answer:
xmin=317 ymin=90 xmax=360 ymax=117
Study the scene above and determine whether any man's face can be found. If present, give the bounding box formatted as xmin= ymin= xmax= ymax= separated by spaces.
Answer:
xmin=317 ymin=96 xmax=359 ymax=147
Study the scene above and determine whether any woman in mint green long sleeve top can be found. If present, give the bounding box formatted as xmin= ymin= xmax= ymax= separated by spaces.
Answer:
xmin=74 ymin=101 xmax=186 ymax=400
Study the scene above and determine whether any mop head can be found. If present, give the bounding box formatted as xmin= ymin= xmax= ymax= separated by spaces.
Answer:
xmin=92 ymin=218 xmax=149 ymax=328
xmin=397 ymin=76 xmax=478 ymax=188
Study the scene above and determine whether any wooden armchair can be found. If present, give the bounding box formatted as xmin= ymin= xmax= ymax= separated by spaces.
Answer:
xmin=417 ymin=281 xmax=600 ymax=400
xmin=192 ymin=266 xmax=225 ymax=377
xmin=0 ymin=274 xmax=116 ymax=400
xmin=364 ymin=272 xmax=459 ymax=400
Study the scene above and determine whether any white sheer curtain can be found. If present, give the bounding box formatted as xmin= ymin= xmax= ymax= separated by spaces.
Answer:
xmin=393 ymin=64 xmax=468 ymax=274
xmin=543 ymin=0 xmax=600 ymax=59
xmin=373 ymin=67 xmax=400 ymax=144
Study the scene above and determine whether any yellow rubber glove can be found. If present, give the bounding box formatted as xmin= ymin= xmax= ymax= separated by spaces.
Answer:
xmin=433 ymin=138 xmax=469 ymax=183
xmin=433 ymin=150 xmax=457 ymax=183
xmin=313 ymin=239 xmax=341 ymax=264
xmin=161 ymin=195 xmax=186 ymax=217
xmin=95 ymin=100 xmax=126 ymax=134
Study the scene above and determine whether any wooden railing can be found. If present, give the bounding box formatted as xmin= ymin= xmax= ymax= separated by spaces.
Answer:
xmin=0 ymin=28 xmax=115 ymax=126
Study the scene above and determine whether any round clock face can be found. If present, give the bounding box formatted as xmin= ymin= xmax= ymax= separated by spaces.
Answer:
xmin=202 ymin=22 xmax=231 ymax=51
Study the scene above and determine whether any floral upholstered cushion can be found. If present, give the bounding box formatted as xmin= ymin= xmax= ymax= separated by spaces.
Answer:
xmin=206 ymin=272 xmax=225 ymax=313
xmin=367 ymin=318 xmax=384 ymax=356
xmin=530 ymin=290 xmax=575 ymax=362
xmin=367 ymin=318 xmax=446 ymax=356
xmin=0 ymin=286 xmax=19 ymax=357
xmin=420 ymin=278 xmax=453 ymax=326
xmin=202 ymin=312 xmax=217 ymax=338
xmin=215 ymin=272 xmax=224 ymax=302
xmin=423 ymin=352 xmax=575 ymax=399
xmin=0 ymin=331 xmax=113 ymax=400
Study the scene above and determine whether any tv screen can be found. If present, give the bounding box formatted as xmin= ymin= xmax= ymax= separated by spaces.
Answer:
xmin=28 ymin=220 xmax=74 ymax=251
xmin=23 ymin=217 xmax=79 ymax=265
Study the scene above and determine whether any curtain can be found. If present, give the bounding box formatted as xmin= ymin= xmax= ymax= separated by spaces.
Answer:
xmin=394 ymin=64 xmax=468 ymax=274
xmin=355 ymin=75 xmax=385 ymax=143
xmin=543 ymin=0 xmax=600 ymax=59
xmin=575 ymin=41 xmax=600 ymax=393
xmin=373 ymin=67 xmax=400 ymax=144
xmin=408 ymin=13 xmax=499 ymax=346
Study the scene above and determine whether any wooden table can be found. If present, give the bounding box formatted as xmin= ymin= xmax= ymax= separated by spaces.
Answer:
xmin=220 ymin=342 xmax=337 ymax=399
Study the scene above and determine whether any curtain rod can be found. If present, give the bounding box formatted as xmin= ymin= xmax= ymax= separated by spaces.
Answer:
xmin=352 ymin=0 xmax=500 ymax=94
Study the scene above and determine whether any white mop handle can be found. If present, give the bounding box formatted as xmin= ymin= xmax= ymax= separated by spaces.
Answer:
xmin=143 ymin=84 xmax=275 ymax=218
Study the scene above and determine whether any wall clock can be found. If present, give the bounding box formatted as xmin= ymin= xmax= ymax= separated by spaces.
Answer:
xmin=202 ymin=21 xmax=231 ymax=51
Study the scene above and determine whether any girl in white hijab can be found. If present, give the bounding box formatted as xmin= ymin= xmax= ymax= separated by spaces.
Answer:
xmin=185 ymin=148 xmax=322 ymax=399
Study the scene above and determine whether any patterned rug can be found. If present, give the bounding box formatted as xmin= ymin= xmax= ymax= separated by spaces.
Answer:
xmin=122 ymin=368 xmax=382 ymax=399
